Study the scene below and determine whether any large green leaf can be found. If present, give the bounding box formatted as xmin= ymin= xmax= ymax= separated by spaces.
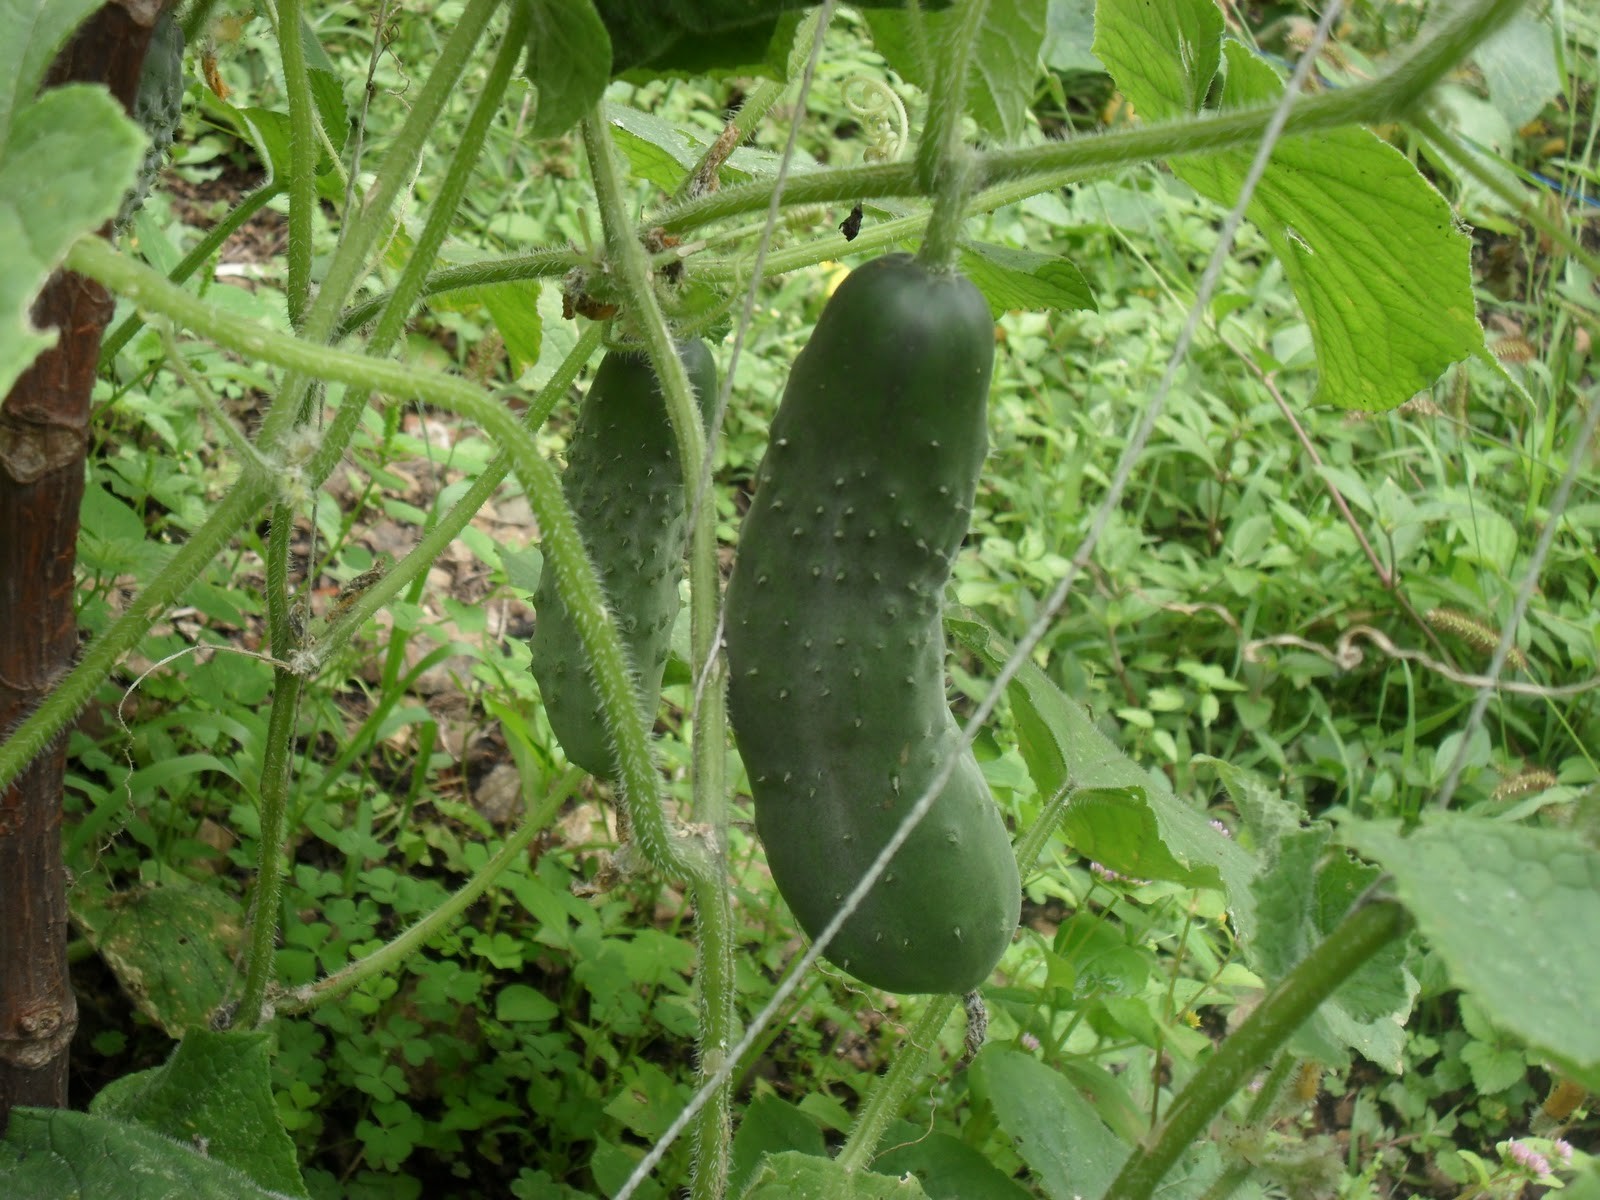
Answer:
xmin=0 ymin=1109 xmax=295 ymax=1198
xmin=1342 ymin=814 xmax=1600 ymax=1090
xmin=90 ymin=1030 xmax=308 ymax=1198
xmin=0 ymin=85 xmax=143 ymax=399
xmin=525 ymin=0 xmax=611 ymax=140
xmin=1094 ymin=0 xmax=1482 ymax=411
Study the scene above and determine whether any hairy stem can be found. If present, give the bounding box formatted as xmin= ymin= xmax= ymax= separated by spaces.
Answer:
xmin=100 ymin=181 xmax=286 ymax=367
xmin=837 ymin=998 xmax=958 ymax=1172
xmin=584 ymin=107 xmax=734 ymax=1198
xmin=277 ymin=0 xmax=316 ymax=328
xmin=914 ymin=0 xmax=986 ymax=270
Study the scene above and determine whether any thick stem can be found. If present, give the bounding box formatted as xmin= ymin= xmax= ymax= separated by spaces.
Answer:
xmin=1102 ymin=899 xmax=1411 ymax=1200
xmin=582 ymin=112 xmax=722 ymax=854
xmin=687 ymin=879 xmax=737 ymax=1200
xmin=276 ymin=768 xmax=584 ymax=1013
xmin=232 ymin=664 xmax=302 ymax=1028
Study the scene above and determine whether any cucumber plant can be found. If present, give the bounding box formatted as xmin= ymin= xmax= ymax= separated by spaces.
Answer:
xmin=530 ymin=342 xmax=717 ymax=778
xmin=725 ymin=253 xmax=1020 ymax=995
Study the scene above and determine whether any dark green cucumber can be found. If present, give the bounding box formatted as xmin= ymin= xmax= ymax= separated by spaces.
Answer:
xmin=530 ymin=341 xmax=716 ymax=778
xmin=724 ymin=254 xmax=1019 ymax=995
xmin=116 ymin=8 xmax=185 ymax=233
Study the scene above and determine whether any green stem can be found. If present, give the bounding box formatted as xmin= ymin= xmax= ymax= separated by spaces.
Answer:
xmin=913 ymin=0 xmax=987 ymax=269
xmin=1012 ymin=779 xmax=1076 ymax=880
xmin=0 ymin=480 xmax=271 ymax=792
xmin=688 ymin=878 xmax=737 ymax=1200
xmin=1101 ymin=899 xmax=1411 ymax=1200
xmin=100 ymin=181 xmax=286 ymax=368
xmin=234 ymin=666 xmax=302 ymax=1028
xmin=277 ymin=0 xmax=316 ymax=328
xmin=295 ymin=0 xmax=502 ymax=354
xmin=64 ymin=236 xmax=710 ymax=884
xmin=235 ymin=491 xmax=308 ymax=1029
xmin=275 ymin=768 xmax=585 ymax=1013
xmin=585 ymin=107 xmax=734 ymax=1196
xmin=308 ymin=322 xmax=604 ymax=665
xmin=582 ymin=110 xmax=722 ymax=826
xmin=334 ymin=248 xmax=580 ymax=342
xmin=837 ymin=998 xmax=958 ymax=1172
xmin=1243 ymin=1051 xmax=1298 ymax=1126
xmin=649 ymin=0 xmax=1522 ymax=240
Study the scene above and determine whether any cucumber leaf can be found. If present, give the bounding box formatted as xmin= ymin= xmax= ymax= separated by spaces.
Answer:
xmin=0 ymin=1108 xmax=299 ymax=1198
xmin=89 ymin=1030 xmax=308 ymax=1198
xmin=1093 ymin=0 xmax=1482 ymax=411
xmin=524 ymin=0 xmax=611 ymax=140
xmin=1342 ymin=813 xmax=1600 ymax=1090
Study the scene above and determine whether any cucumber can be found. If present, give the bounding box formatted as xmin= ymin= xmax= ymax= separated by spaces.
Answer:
xmin=530 ymin=341 xmax=716 ymax=778
xmin=116 ymin=8 xmax=185 ymax=233
xmin=725 ymin=254 xmax=1019 ymax=994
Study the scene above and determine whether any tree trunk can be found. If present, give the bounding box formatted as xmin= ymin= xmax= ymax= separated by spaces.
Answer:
xmin=0 ymin=0 xmax=165 ymax=1130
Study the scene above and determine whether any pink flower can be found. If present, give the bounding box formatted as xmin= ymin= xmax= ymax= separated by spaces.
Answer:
xmin=1507 ymin=1140 xmax=1552 ymax=1176
xmin=1210 ymin=819 xmax=1233 ymax=839
xmin=1554 ymin=1139 xmax=1574 ymax=1164
xmin=1020 ymin=1032 xmax=1041 ymax=1052
xmin=1089 ymin=862 xmax=1150 ymax=886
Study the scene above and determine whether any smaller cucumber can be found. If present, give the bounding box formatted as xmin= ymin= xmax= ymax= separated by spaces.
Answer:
xmin=530 ymin=342 xmax=715 ymax=778
xmin=116 ymin=9 xmax=185 ymax=233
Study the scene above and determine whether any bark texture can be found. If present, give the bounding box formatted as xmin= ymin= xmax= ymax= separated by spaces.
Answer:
xmin=0 ymin=0 xmax=165 ymax=1129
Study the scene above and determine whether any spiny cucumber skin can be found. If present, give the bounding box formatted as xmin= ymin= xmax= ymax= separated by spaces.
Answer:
xmin=116 ymin=9 xmax=185 ymax=233
xmin=530 ymin=341 xmax=716 ymax=779
xmin=725 ymin=254 xmax=1020 ymax=995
